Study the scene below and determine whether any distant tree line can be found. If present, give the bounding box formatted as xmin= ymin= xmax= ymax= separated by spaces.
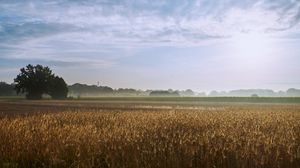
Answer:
xmin=1 ymin=64 xmax=300 ymax=98
xmin=149 ymin=90 xmax=180 ymax=97
xmin=68 ymin=83 xmax=146 ymax=97
xmin=68 ymin=84 xmax=199 ymax=97
xmin=2 ymin=81 xmax=300 ymax=98
xmin=68 ymin=85 xmax=200 ymax=97
xmin=208 ymin=89 xmax=300 ymax=97
xmin=2 ymin=80 xmax=300 ymax=98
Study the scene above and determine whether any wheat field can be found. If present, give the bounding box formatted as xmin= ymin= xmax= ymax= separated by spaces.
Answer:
xmin=0 ymin=100 xmax=300 ymax=168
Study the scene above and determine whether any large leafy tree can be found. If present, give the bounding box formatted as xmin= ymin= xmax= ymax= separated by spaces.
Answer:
xmin=14 ymin=64 xmax=68 ymax=99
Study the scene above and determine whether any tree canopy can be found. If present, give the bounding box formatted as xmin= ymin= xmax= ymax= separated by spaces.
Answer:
xmin=14 ymin=64 xmax=68 ymax=99
xmin=49 ymin=76 xmax=68 ymax=99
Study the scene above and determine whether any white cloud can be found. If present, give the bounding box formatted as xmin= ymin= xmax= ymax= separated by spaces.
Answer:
xmin=8 ymin=1 xmax=300 ymax=39
xmin=0 ymin=0 xmax=300 ymax=66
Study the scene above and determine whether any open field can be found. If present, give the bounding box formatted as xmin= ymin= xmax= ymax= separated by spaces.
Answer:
xmin=1 ymin=96 xmax=300 ymax=104
xmin=0 ymin=99 xmax=300 ymax=168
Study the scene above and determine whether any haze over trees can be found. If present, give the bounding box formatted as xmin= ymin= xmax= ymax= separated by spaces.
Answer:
xmin=2 ymin=68 xmax=300 ymax=98
xmin=14 ymin=64 xmax=68 ymax=100
xmin=208 ymin=89 xmax=300 ymax=97
xmin=149 ymin=90 xmax=180 ymax=97
xmin=2 ymin=80 xmax=300 ymax=97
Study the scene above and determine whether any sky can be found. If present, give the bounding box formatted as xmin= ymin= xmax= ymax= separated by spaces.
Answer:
xmin=0 ymin=0 xmax=300 ymax=92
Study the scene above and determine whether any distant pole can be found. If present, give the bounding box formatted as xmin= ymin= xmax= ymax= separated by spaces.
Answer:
xmin=97 ymin=81 xmax=99 ymax=87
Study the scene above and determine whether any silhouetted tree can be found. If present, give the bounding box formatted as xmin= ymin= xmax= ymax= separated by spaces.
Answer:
xmin=14 ymin=64 xmax=68 ymax=99
xmin=49 ymin=76 xmax=68 ymax=99
xmin=14 ymin=64 xmax=54 ymax=99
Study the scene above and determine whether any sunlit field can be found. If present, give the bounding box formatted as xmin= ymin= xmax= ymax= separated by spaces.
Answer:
xmin=2 ymin=0 xmax=300 ymax=168
xmin=0 ymin=99 xmax=300 ymax=168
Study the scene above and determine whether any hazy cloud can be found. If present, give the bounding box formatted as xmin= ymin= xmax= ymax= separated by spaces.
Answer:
xmin=1 ymin=0 xmax=299 ymax=47
xmin=0 ymin=0 xmax=300 ymax=89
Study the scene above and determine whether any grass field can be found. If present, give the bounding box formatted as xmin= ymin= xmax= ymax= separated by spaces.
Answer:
xmin=0 ymin=98 xmax=300 ymax=168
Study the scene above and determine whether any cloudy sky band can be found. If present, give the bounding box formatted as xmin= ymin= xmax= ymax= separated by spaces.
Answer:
xmin=0 ymin=0 xmax=299 ymax=91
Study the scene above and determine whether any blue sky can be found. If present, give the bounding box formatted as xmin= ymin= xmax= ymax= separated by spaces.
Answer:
xmin=0 ymin=0 xmax=300 ymax=92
